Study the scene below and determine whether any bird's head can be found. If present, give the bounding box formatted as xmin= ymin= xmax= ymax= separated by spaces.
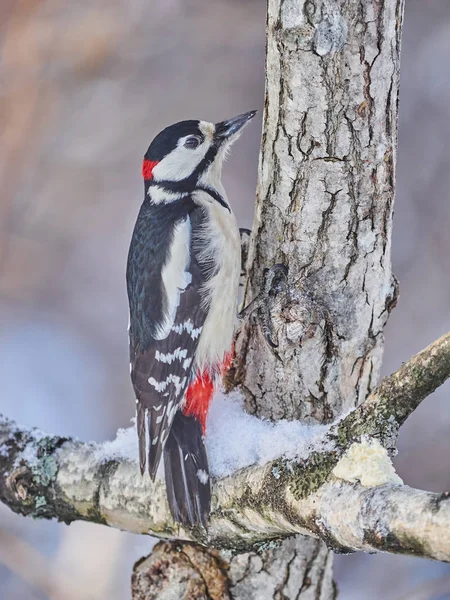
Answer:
xmin=142 ymin=111 xmax=256 ymax=191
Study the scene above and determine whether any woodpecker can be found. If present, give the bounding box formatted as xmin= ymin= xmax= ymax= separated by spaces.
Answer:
xmin=126 ymin=110 xmax=256 ymax=527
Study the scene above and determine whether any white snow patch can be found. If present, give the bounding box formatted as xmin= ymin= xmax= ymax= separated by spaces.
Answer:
xmin=0 ymin=444 xmax=9 ymax=457
xmin=13 ymin=427 xmax=51 ymax=469
xmin=206 ymin=390 xmax=333 ymax=478
xmin=93 ymin=419 xmax=165 ymax=480
xmin=96 ymin=423 xmax=138 ymax=464
xmin=19 ymin=444 xmax=39 ymax=467
xmin=332 ymin=437 xmax=403 ymax=487
xmin=95 ymin=390 xmax=335 ymax=481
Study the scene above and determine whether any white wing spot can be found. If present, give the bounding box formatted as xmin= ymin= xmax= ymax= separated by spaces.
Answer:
xmin=182 ymin=357 xmax=193 ymax=370
xmin=151 ymin=436 xmax=159 ymax=445
xmin=191 ymin=327 xmax=202 ymax=340
xmin=197 ymin=469 xmax=209 ymax=484
xmin=148 ymin=375 xmax=186 ymax=395
xmin=172 ymin=319 xmax=203 ymax=340
xmin=155 ymin=347 xmax=188 ymax=364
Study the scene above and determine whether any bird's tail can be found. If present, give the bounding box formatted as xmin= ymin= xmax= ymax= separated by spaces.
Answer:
xmin=163 ymin=411 xmax=211 ymax=527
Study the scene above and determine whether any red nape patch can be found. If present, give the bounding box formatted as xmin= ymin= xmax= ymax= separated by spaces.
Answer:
xmin=142 ymin=159 xmax=158 ymax=180
xmin=184 ymin=372 xmax=214 ymax=434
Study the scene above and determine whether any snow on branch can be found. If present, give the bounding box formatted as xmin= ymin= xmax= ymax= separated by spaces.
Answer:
xmin=0 ymin=332 xmax=449 ymax=560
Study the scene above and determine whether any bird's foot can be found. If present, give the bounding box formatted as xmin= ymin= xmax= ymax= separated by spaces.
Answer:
xmin=239 ymin=263 xmax=288 ymax=349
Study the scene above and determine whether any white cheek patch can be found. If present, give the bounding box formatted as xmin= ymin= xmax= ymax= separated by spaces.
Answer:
xmin=152 ymin=135 xmax=209 ymax=182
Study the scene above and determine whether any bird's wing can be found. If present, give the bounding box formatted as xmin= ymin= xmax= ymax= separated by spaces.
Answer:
xmin=128 ymin=208 xmax=211 ymax=478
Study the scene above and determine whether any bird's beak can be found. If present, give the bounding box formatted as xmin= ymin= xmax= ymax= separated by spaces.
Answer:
xmin=214 ymin=110 xmax=257 ymax=141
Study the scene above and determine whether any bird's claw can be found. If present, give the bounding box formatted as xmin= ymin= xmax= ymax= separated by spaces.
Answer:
xmin=239 ymin=263 xmax=288 ymax=351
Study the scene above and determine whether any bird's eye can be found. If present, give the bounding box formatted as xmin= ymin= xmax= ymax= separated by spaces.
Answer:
xmin=184 ymin=136 xmax=200 ymax=149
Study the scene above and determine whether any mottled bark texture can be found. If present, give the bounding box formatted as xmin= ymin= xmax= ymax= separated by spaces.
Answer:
xmin=131 ymin=541 xmax=230 ymax=600
xmin=227 ymin=0 xmax=405 ymax=597
xmin=131 ymin=539 xmax=335 ymax=600
xmin=227 ymin=537 xmax=336 ymax=600
xmin=232 ymin=0 xmax=403 ymax=422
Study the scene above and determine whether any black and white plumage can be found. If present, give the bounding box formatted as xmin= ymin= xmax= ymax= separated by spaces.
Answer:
xmin=126 ymin=111 xmax=256 ymax=527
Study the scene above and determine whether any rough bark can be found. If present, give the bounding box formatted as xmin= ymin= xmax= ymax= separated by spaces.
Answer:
xmin=234 ymin=0 xmax=404 ymax=421
xmin=130 ymin=538 xmax=335 ymax=600
xmin=226 ymin=0 xmax=405 ymax=597
xmin=228 ymin=537 xmax=336 ymax=600
xmin=131 ymin=541 xmax=230 ymax=600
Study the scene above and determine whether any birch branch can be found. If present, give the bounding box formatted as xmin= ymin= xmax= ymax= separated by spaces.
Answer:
xmin=0 ymin=331 xmax=449 ymax=560
xmin=336 ymin=331 xmax=450 ymax=449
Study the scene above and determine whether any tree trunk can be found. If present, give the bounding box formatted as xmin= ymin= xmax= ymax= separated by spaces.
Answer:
xmin=132 ymin=0 xmax=405 ymax=597
xmin=228 ymin=537 xmax=335 ymax=600
xmin=228 ymin=0 xmax=404 ymax=596
xmin=234 ymin=0 xmax=403 ymax=421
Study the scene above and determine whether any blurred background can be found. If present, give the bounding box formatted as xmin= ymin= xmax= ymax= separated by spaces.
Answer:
xmin=0 ymin=0 xmax=449 ymax=598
